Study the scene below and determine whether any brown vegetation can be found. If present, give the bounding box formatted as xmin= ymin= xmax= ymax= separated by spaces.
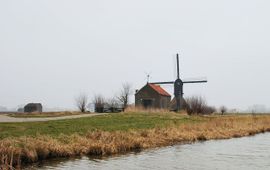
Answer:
xmin=184 ymin=96 xmax=216 ymax=115
xmin=124 ymin=105 xmax=172 ymax=113
xmin=1 ymin=114 xmax=270 ymax=168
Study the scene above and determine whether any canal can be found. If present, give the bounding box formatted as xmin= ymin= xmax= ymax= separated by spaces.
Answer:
xmin=27 ymin=133 xmax=270 ymax=170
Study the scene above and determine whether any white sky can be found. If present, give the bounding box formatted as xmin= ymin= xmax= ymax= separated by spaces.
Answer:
xmin=0 ymin=0 xmax=270 ymax=110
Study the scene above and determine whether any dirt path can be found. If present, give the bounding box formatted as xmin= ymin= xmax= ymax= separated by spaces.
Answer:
xmin=0 ymin=113 xmax=107 ymax=123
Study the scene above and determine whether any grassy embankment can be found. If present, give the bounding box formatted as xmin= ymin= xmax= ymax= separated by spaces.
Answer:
xmin=1 ymin=112 xmax=270 ymax=168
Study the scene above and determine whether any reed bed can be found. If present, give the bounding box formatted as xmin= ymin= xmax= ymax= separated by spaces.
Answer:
xmin=1 ymin=114 xmax=270 ymax=168
xmin=124 ymin=106 xmax=172 ymax=113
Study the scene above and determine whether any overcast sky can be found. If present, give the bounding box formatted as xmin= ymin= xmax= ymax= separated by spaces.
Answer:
xmin=1 ymin=0 xmax=270 ymax=110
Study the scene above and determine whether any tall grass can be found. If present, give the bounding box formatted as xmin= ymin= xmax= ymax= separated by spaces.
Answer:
xmin=124 ymin=106 xmax=172 ymax=113
xmin=0 ymin=148 xmax=17 ymax=170
xmin=1 ymin=115 xmax=270 ymax=167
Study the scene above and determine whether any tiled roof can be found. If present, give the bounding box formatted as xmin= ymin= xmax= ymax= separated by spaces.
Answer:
xmin=148 ymin=83 xmax=171 ymax=97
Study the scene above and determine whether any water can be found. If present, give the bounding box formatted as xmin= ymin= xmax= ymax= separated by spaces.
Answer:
xmin=27 ymin=133 xmax=270 ymax=170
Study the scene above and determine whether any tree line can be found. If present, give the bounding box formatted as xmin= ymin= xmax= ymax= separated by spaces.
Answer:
xmin=75 ymin=83 xmax=132 ymax=113
xmin=75 ymin=83 xmax=227 ymax=115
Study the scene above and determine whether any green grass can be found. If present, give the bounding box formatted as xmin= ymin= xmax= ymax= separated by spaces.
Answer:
xmin=0 ymin=112 xmax=202 ymax=139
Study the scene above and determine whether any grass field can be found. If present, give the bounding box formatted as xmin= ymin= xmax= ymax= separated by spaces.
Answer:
xmin=1 ymin=112 xmax=270 ymax=168
xmin=8 ymin=111 xmax=85 ymax=118
xmin=0 ymin=112 xmax=199 ymax=139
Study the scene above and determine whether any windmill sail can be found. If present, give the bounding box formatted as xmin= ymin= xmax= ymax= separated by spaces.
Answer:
xmin=183 ymin=80 xmax=207 ymax=84
xmin=182 ymin=77 xmax=207 ymax=84
xmin=176 ymin=53 xmax=180 ymax=79
xmin=150 ymin=81 xmax=174 ymax=85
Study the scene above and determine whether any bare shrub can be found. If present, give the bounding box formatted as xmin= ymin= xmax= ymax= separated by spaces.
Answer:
xmin=203 ymin=106 xmax=216 ymax=114
xmin=117 ymin=83 xmax=132 ymax=111
xmin=184 ymin=96 xmax=215 ymax=115
xmin=93 ymin=94 xmax=105 ymax=113
xmin=75 ymin=93 xmax=88 ymax=113
xmin=107 ymin=97 xmax=120 ymax=112
xmin=124 ymin=105 xmax=170 ymax=113
xmin=220 ymin=106 xmax=227 ymax=115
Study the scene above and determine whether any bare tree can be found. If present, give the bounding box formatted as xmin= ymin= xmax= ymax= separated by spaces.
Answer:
xmin=75 ymin=93 xmax=88 ymax=112
xmin=118 ymin=83 xmax=132 ymax=111
xmin=93 ymin=94 xmax=105 ymax=113
xmin=107 ymin=97 xmax=118 ymax=108
xmin=107 ymin=96 xmax=119 ymax=112
xmin=220 ymin=106 xmax=227 ymax=115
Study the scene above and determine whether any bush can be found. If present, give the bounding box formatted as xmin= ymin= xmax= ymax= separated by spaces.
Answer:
xmin=203 ymin=106 xmax=216 ymax=115
xmin=93 ymin=94 xmax=105 ymax=113
xmin=183 ymin=96 xmax=216 ymax=115
xmin=220 ymin=106 xmax=227 ymax=115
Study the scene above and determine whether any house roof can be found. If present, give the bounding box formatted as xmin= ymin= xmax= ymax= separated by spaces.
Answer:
xmin=24 ymin=103 xmax=42 ymax=107
xmin=148 ymin=83 xmax=171 ymax=97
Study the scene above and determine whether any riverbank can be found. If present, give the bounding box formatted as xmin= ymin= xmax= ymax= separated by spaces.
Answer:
xmin=1 ymin=112 xmax=270 ymax=168
xmin=31 ymin=133 xmax=270 ymax=170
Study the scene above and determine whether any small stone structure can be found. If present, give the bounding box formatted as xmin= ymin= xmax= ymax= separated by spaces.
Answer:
xmin=24 ymin=103 xmax=43 ymax=113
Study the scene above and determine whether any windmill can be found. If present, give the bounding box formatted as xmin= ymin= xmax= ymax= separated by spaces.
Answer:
xmin=150 ymin=53 xmax=207 ymax=112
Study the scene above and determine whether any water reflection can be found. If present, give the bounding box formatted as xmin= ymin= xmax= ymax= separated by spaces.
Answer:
xmin=26 ymin=133 xmax=270 ymax=170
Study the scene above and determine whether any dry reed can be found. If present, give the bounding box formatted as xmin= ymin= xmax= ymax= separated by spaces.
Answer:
xmin=1 ymin=115 xmax=270 ymax=168
xmin=124 ymin=106 xmax=172 ymax=113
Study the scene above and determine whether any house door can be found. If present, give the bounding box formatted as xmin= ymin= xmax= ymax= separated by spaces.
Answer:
xmin=142 ymin=99 xmax=153 ymax=108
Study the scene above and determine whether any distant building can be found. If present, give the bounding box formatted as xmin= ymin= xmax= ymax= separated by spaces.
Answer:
xmin=24 ymin=103 xmax=42 ymax=113
xmin=135 ymin=83 xmax=171 ymax=109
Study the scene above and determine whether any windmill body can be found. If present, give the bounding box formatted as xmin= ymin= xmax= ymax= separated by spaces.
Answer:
xmin=150 ymin=54 xmax=207 ymax=112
